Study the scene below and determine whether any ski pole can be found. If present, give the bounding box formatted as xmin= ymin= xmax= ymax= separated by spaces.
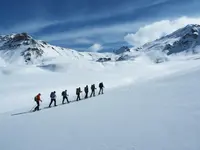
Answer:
xmin=30 ymin=105 xmax=36 ymax=111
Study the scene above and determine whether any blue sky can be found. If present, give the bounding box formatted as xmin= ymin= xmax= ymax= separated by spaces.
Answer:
xmin=0 ymin=0 xmax=200 ymax=51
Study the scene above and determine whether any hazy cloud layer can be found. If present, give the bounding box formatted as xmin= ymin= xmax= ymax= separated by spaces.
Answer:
xmin=124 ymin=17 xmax=200 ymax=46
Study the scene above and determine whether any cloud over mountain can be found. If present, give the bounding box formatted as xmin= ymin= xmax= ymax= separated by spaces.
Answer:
xmin=124 ymin=17 xmax=200 ymax=47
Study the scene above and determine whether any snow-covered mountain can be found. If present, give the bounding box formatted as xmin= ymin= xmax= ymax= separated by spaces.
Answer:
xmin=0 ymin=33 xmax=113 ymax=65
xmin=1 ymin=24 xmax=200 ymax=65
xmin=113 ymin=46 xmax=130 ymax=54
xmin=141 ymin=24 xmax=200 ymax=54
xmin=118 ymin=24 xmax=200 ymax=62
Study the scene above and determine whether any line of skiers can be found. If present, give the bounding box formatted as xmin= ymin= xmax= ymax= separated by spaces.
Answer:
xmin=33 ymin=82 xmax=104 ymax=112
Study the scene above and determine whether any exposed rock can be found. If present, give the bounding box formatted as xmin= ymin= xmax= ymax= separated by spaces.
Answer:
xmin=114 ymin=46 xmax=130 ymax=54
xmin=97 ymin=57 xmax=111 ymax=62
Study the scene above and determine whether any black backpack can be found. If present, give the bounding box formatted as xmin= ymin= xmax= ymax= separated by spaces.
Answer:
xmin=50 ymin=92 xmax=54 ymax=98
xmin=62 ymin=91 xmax=65 ymax=96
xmin=91 ymin=84 xmax=95 ymax=90
xmin=76 ymin=88 xmax=79 ymax=95
xmin=99 ymin=82 xmax=103 ymax=88
xmin=84 ymin=86 xmax=88 ymax=92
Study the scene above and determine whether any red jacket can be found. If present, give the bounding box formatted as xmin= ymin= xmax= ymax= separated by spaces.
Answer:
xmin=36 ymin=94 xmax=41 ymax=102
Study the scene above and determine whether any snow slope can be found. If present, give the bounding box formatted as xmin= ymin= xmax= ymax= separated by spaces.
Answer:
xmin=0 ymin=57 xmax=200 ymax=150
xmin=1 ymin=55 xmax=200 ymax=113
xmin=1 ymin=25 xmax=200 ymax=150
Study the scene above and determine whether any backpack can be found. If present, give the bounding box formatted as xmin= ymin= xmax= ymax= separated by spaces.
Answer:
xmin=84 ymin=86 xmax=88 ymax=92
xmin=34 ymin=96 xmax=37 ymax=101
xmin=99 ymin=82 xmax=103 ymax=88
xmin=91 ymin=84 xmax=95 ymax=90
xmin=50 ymin=92 xmax=54 ymax=98
xmin=62 ymin=91 xmax=64 ymax=96
xmin=76 ymin=88 xmax=79 ymax=95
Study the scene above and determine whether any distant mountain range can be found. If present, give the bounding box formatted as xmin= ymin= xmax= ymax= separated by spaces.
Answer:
xmin=1 ymin=24 xmax=200 ymax=64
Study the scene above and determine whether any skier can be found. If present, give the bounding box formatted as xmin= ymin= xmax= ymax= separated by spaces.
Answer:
xmin=98 ymin=82 xmax=104 ymax=95
xmin=62 ymin=90 xmax=69 ymax=104
xmin=76 ymin=87 xmax=82 ymax=101
xmin=90 ymin=84 xmax=96 ymax=97
xmin=84 ymin=85 xmax=89 ymax=99
xmin=49 ymin=91 xmax=57 ymax=107
xmin=33 ymin=93 xmax=42 ymax=111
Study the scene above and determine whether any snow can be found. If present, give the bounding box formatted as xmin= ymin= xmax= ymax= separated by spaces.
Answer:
xmin=0 ymin=56 xmax=200 ymax=150
xmin=1 ymin=26 xmax=200 ymax=150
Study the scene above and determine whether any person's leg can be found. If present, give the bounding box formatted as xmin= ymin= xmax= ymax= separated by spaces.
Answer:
xmin=37 ymin=101 xmax=40 ymax=110
xmin=93 ymin=91 xmax=95 ymax=97
xmin=98 ymin=89 xmax=100 ymax=95
xmin=76 ymin=95 xmax=79 ymax=101
xmin=49 ymin=99 xmax=53 ymax=107
xmin=54 ymin=99 xmax=57 ymax=106
xmin=66 ymin=97 xmax=69 ymax=103
xmin=62 ymin=97 xmax=65 ymax=104
xmin=34 ymin=105 xmax=37 ymax=112
xmin=99 ymin=88 xmax=103 ymax=94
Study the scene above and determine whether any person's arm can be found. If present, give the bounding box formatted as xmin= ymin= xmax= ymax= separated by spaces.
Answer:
xmin=39 ymin=96 xmax=42 ymax=102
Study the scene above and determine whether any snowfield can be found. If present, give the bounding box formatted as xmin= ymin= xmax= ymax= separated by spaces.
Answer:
xmin=0 ymin=55 xmax=200 ymax=150
xmin=1 ymin=25 xmax=200 ymax=150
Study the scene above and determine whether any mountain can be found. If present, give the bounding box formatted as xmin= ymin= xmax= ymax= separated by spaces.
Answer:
xmin=1 ymin=24 xmax=200 ymax=65
xmin=113 ymin=46 xmax=130 ymax=55
xmin=141 ymin=24 xmax=200 ymax=54
xmin=118 ymin=24 xmax=200 ymax=62
xmin=0 ymin=33 xmax=113 ymax=65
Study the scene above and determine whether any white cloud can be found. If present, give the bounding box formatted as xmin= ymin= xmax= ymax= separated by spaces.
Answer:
xmin=74 ymin=38 xmax=93 ymax=44
xmin=0 ymin=20 xmax=60 ymax=34
xmin=124 ymin=16 xmax=200 ymax=46
xmin=40 ymin=21 xmax=145 ymax=43
xmin=89 ymin=43 xmax=103 ymax=52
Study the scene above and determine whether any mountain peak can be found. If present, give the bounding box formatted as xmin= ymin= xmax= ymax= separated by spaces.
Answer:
xmin=161 ymin=24 xmax=200 ymax=40
xmin=113 ymin=46 xmax=130 ymax=54
xmin=0 ymin=32 xmax=32 ymax=41
xmin=0 ymin=32 xmax=112 ymax=65
xmin=138 ymin=24 xmax=200 ymax=55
